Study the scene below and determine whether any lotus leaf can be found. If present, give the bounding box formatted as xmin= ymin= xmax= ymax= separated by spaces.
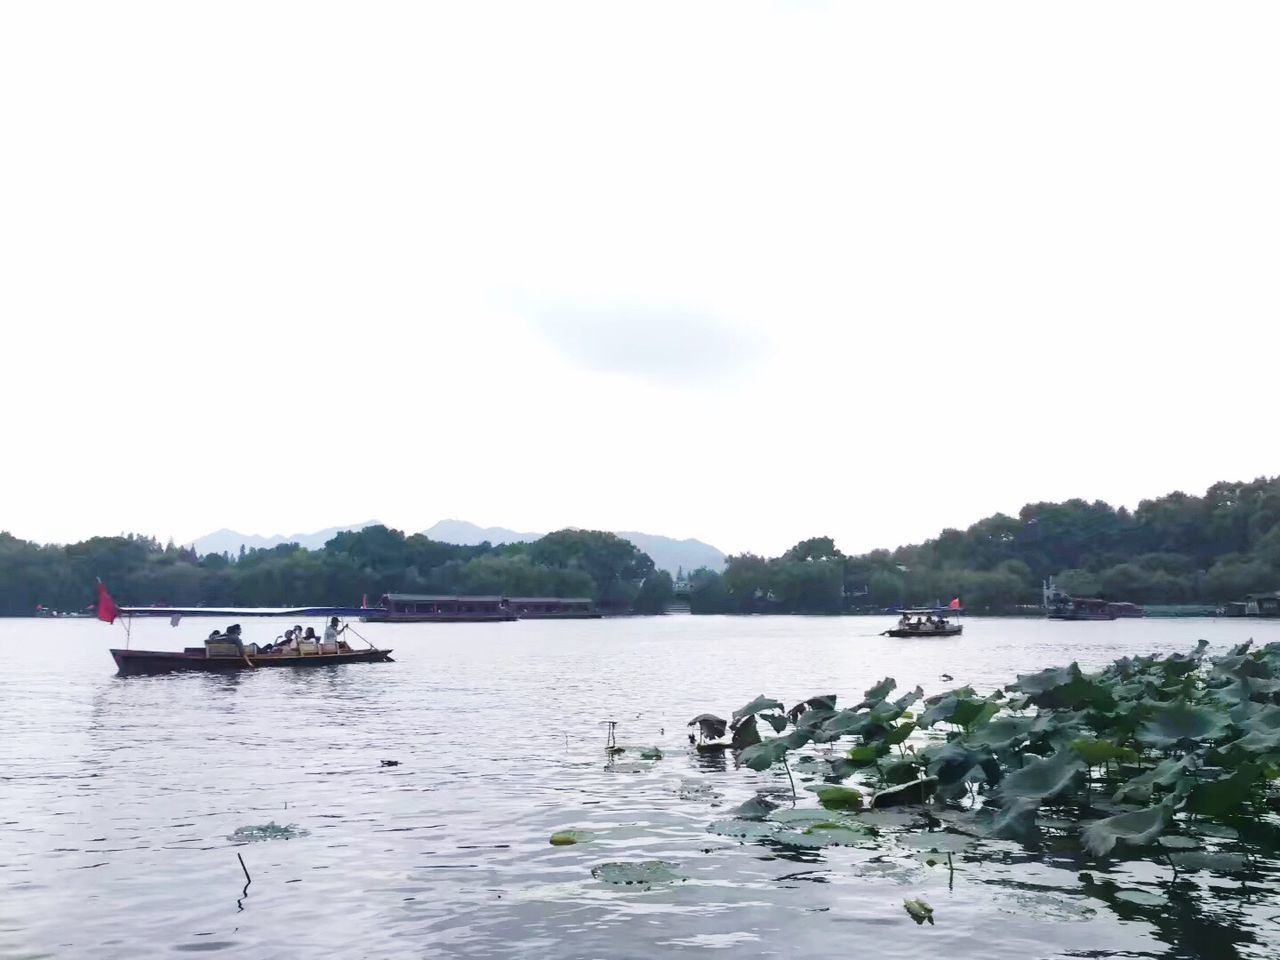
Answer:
xmin=769 ymin=808 xmax=835 ymax=826
xmin=1138 ymin=702 xmax=1230 ymax=748
xmin=894 ymin=686 xmax=925 ymax=711
xmin=1168 ymin=851 xmax=1250 ymax=873
xmin=707 ymin=818 xmax=780 ymax=840
xmin=688 ymin=714 xmax=727 ymax=740
xmin=228 ymin=822 xmax=308 ymax=842
xmin=761 ymin=713 xmax=789 ymax=734
xmin=901 ymin=831 xmax=971 ymax=853
xmin=591 ymin=860 xmax=682 ymax=886
xmin=788 ymin=695 xmax=837 ymax=722
xmin=997 ymin=750 xmax=1085 ymax=802
xmin=871 ymin=777 xmax=937 ymax=808
xmin=962 ymin=716 xmax=1036 ymax=751
xmin=924 ymin=741 xmax=999 ymax=787
xmin=733 ymin=696 xmax=785 ymax=722
xmin=885 ymin=721 xmax=917 ymax=746
xmin=861 ymin=677 xmax=897 ymax=706
xmin=847 ymin=743 xmax=889 ymax=765
xmin=1227 ymin=727 xmax=1280 ymax=755
xmin=1112 ymin=754 xmax=1197 ymax=803
xmin=800 ymin=822 xmax=873 ymax=847
xmin=639 ymin=747 xmax=663 ymax=760
xmin=731 ymin=715 xmax=762 ymax=750
xmin=823 ymin=709 xmax=875 ymax=738
xmin=1185 ymin=762 xmax=1262 ymax=818
xmin=739 ymin=738 xmax=790 ymax=771
xmin=782 ymin=729 xmax=814 ymax=750
xmin=816 ymin=786 xmax=863 ymax=811
xmin=977 ymin=797 xmax=1040 ymax=842
xmin=1070 ymin=739 xmax=1138 ymax=767
xmin=795 ymin=707 xmax=837 ymax=729
xmin=1081 ymin=803 xmax=1170 ymax=856
xmin=881 ymin=759 xmax=925 ymax=785
xmin=729 ymin=795 xmax=779 ymax=820
xmin=549 ymin=830 xmax=595 ymax=845
xmin=1114 ymin=889 xmax=1165 ymax=907
xmin=903 ymin=898 xmax=934 ymax=925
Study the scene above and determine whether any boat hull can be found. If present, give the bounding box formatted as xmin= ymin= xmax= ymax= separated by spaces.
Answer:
xmin=111 ymin=647 xmax=394 ymax=676
xmin=884 ymin=626 xmax=963 ymax=638
xmin=1047 ymin=612 xmax=1116 ymax=621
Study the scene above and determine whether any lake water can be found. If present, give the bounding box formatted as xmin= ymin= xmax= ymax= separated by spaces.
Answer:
xmin=2 ymin=614 xmax=1278 ymax=959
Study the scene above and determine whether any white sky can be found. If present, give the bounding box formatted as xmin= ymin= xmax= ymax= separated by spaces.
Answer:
xmin=2 ymin=2 xmax=1277 ymax=558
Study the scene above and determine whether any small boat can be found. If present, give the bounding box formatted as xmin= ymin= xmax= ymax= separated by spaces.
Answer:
xmin=882 ymin=607 xmax=963 ymax=638
xmin=111 ymin=642 xmax=394 ymax=676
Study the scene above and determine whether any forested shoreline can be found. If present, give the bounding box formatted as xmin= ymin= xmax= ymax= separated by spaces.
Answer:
xmin=692 ymin=477 xmax=1280 ymax=614
xmin=0 ymin=527 xmax=672 ymax=617
xmin=5 ymin=477 xmax=1280 ymax=617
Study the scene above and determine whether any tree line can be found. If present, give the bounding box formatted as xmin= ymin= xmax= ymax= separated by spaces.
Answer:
xmin=687 ymin=477 xmax=1280 ymax=614
xmin=0 ymin=526 xmax=674 ymax=616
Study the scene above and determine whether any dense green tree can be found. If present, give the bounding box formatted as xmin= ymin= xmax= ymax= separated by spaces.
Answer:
xmin=632 ymin=571 xmax=674 ymax=614
xmin=688 ymin=567 xmax=730 ymax=614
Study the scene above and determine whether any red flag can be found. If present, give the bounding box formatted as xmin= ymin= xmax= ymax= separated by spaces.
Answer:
xmin=948 ymin=597 xmax=961 ymax=610
xmin=96 ymin=583 xmax=120 ymax=624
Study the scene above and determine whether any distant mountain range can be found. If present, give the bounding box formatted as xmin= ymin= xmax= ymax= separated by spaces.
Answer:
xmin=192 ymin=519 xmax=725 ymax=575
xmin=191 ymin=521 xmax=383 ymax=557
xmin=420 ymin=520 xmax=726 ymax=576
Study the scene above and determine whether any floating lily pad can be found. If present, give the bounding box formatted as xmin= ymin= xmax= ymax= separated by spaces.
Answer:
xmin=900 ymin=831 xmax=972 ymax=853
xmin=1169 ymin=851 xmax=1251 ymax=873
xmin=591 ymin=860 xmax=682 ymax=886
xmin=708 ymin=818 xmax=780 ymax=840
xmin=549 ymin=830 xmax=595 ymax=846
xmin=1081 ymin=804 xmax=1170 ymax=856
xmin=228 ymin=822 xmax=308 ymax=842
xmin=677 ymin=779 xmax=722 ymax=801
xmin=639 ymin=748 xmax=664 ymax=760
xmin=1115 ymin=888 xmax=1165 ymax=907
xmin=815 ymin=786 xmax=863 ymax=811
xmin=903 ymin=897 xmax=934 ymax=924
xmin=770 ymin=808 xmax=836 ymax=827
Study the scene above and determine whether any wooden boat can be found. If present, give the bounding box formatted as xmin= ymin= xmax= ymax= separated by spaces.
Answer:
xmin=111 ymin=643 xmax=394 ymax=676
xmin=96 ymin=589 xmax=394 ymax=675
xmin=882 ymin=607 xmax=963 ymax=638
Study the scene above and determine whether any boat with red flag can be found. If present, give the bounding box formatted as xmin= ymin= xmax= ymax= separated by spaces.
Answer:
xmin=96 ymin=584 xmax=394 ymax=676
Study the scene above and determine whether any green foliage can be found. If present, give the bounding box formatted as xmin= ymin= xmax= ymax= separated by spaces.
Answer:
xmin=695 ymin=640 xmax=1280 ymax=871
xmin=0 ymin=526 xmax=668 ymax=615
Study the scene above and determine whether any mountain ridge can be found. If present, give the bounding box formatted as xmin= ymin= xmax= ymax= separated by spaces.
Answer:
xmin=191 ymin=519 xmax=725 ymax=575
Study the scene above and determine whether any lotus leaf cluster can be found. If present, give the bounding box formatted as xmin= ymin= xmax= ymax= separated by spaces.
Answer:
xmin=691 ymin=639 xmax=1280 ymax=861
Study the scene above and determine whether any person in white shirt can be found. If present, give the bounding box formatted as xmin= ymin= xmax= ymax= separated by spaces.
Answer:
xmin=323 ymin=617 xmax=348 ymax=645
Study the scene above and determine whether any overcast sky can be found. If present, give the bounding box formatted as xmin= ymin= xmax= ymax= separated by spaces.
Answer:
xmin=2 ymin=2 xmax=1277 ymax=558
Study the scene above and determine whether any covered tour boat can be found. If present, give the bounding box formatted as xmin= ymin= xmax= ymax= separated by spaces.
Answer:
xmin=97 ymin=586 xmax=393 ymax=676
xmin=882 ymin=607 xmax=964 ymax=638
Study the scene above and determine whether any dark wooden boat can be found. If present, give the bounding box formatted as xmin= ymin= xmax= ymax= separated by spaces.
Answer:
xmin=111 ymin=645 xmax=394 ymax=676
xmin=882 ymin=607 xmax=963 ymax=638
xmin=883 ymin=623 xmax=963 ymax=638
